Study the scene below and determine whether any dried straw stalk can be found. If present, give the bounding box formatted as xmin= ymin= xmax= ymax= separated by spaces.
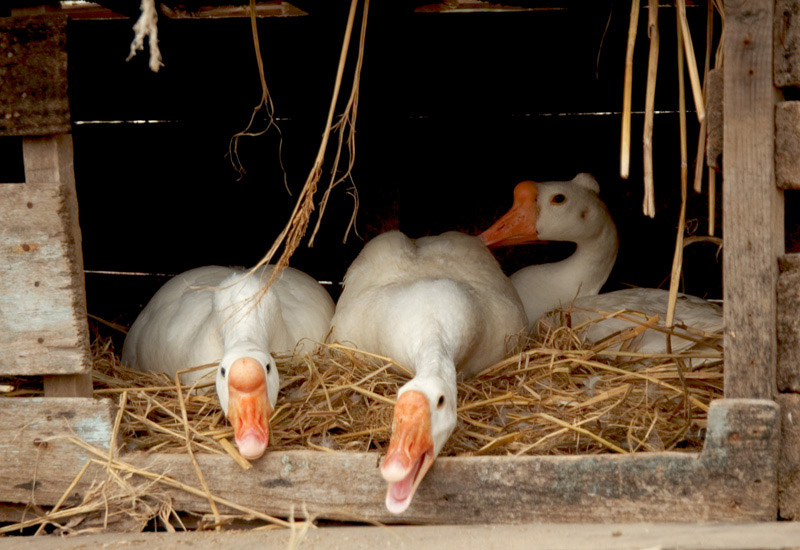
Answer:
xmin=676 ymin=0 xmax=706 ymax=122
xmin=665 ymin=8 xmax=689 ymax=329
xmin=642 ymin=0 xmax=659 ymax=217
xmin=620 ymin=0 xmax=640 ymax=180
xmin=693 ymin=1 xmax=714 ymax=195
xmin=250 ymin=0 xmax=364 ymax=302
xmin=228 ymin=0 xmax=288 ymax=189
xmin=310 ymin=0 xmax=370 ymax=245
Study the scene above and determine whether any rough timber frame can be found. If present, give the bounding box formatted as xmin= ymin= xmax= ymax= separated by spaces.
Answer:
xmin=0 ymin=0 xmax=795 ymax=524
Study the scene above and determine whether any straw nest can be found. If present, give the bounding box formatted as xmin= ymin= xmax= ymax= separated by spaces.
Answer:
xmin=0 ymin=307 xmax=722 ymax=534
xmin=82 ymin=308 xmax=723 ymax=461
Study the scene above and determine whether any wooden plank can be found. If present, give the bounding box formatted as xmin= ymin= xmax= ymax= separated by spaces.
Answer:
xmin=0 ymin=398 xmax=114 ymax=511
xmin=0 ymin=398 xmax=779 ymax=524
xmin=723 ymin=0 xmax=784 ymax=399
xmin=0 ymin=13 xmax=70 ymax=137
xmin=8 ymin=522 xmax=800 ymax=550
xmin=778 ymin=254 xmax=800 ymax=392
xmin=161 ymin=2 xmax=307 ymax=18
xmin=776 ymin=101 xmax=800 ymax=190
xmin=705 ymin=68 xmax=723 ymax=171
xmin=0 ymin=135 xmax=92 ymax=377
xmin=778 ymin=393 xmax=800 ymax=520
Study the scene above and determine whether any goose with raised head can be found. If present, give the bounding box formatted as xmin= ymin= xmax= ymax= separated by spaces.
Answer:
xmin=479 ymin=174 xmax=722 ymax=353
xmin=122 ymin=265 xmax=335 ymax=460
xmin=330 ymin=230 xmax=526 ymax=514
xmin=480 ymin=173 xmax=618 ymax=329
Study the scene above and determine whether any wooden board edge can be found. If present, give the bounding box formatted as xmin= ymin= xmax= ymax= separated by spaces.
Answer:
xmin=0 ymin=398 xmax=777 ymax=524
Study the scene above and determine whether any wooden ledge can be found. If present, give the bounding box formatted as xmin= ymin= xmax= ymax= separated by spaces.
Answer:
xmin=0 ymin=398 xmax=779 ymax=524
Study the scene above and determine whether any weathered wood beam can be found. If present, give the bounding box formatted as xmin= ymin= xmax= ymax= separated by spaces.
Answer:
xmin=775 ymin=102 xmax=800 ymax=189
xmin=0 ymin=398 xmax=114 ymax=513
xmin=0 ymin=13 xmax=69 ymax=137
xmin=723 ymin=0 xmax=784 ymax=399
xmin=8 ymin=522 xmax=800 ymax=550
xmin=778 ymin=254 xmax=800 ymax=392
xmin=0 ymin=136 xmax=92 ymax=383
xmin=778 ymin=393 xmax=800 ymax=520
xmin=0 ymin=399 xmax=779 ymax=524
xmin=775 ymin=0 xmax=800 ymax=87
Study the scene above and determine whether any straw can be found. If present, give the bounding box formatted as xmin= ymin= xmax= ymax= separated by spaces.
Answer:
xmin=620 ymin=0 xmax=640 ymax=180
xmin=642 ymin=0 xmax=659 ymax=217
xmin=676 ymin=0 xmax=706 ymax=122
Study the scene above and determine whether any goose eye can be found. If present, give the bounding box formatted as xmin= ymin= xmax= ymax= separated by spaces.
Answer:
xmin=437 ymin=395 xmax=445 ymax=409
xmin=551 ymin=194 xmax=567 ymax=204
xmin=266 ymin=363 xmax=272 ymax=373
xmin=220 ymin=367 xmax=226 ymax=377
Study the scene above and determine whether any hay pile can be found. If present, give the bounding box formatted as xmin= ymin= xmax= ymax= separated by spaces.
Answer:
xmin=88 ymin=310 xmax=723 ymax=460
xmin=0 ymin=310 xmax=722 ymax=534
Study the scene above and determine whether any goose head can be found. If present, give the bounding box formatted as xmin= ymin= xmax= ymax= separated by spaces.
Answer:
xmin=381 ymin=375 xmax=457 ymax=514
xmin=480 ymin=173 xmax=614 ymax=249
xmin=215 ymin=347 xmax=279 ymax=460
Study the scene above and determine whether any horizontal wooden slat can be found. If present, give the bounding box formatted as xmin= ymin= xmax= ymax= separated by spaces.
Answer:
xmin=0 ymin=14 xmax=70 ymax=137
xmin=0 ymin=136 xmax=91 ymax=376
xmin=9 ymin=522 xmax=800 ymax=550
xmin=0 ymin=397 xmax=114 ymax=510
xmin=0 ymin=398 xmax=779 ymax=524
xmin=778 ymin=254 xmax=800 ymax=392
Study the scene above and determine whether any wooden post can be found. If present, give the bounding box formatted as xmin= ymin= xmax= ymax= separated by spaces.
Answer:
xmin=0 ymin=135 xmax=92 ymax=396
xmin=0 ymin=14 xmax=91 ymax=396
xmin=723 ymin=0 xmax=784 ymax=399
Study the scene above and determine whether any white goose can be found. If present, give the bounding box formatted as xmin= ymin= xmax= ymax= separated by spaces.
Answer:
xmin=479 ymin=174 xmax=722 ymax=353
xmin=122 ymin=265 xmax=335 ymax=459
xmin=330 ymin=231 xmax=526 ymax=514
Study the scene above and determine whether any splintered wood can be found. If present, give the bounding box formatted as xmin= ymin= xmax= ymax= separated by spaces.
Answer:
xmin=73 ymin=312 xmax=724 ymax=461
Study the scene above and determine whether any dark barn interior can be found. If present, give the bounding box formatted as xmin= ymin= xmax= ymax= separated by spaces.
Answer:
xmin=2 ymin=1 xmax=739 ymax=343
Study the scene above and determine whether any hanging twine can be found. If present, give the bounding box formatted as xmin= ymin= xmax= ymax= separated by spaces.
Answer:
xmin=127 ymin=0 xmax=163 ymax=73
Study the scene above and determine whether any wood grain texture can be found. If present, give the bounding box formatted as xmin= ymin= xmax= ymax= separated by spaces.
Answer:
xmin=0 ymin=398 xmax=114 ymax=510
xmin=723 ymin=0 xmax=784 ymax=399
xmin=776 ymin=102 xmax=800 ymax=190
xmin=705 ymin=68 xmax=723 ymax=171
xmin=43 ymin=373 xmax=93 ymax=398
xmin=778 ymin=393 xmax=800 ymax=520
xmin=778 ymin=254 xmax=800 ymax=392
xmin=775 ymin=0 xmax=800 ymax=87
xmin=0 ymin=136 xmax=92 ymax=377
xmin=0 ymin=399 xmax=779 ymax=524
xmin=0 ymin=14 xmax=70 ymax=136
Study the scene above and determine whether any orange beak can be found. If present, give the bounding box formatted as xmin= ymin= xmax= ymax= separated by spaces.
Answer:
xmin=381 ymin=390 xmax=435 ymax=514
xmin=479 ymin=181 xmax=540 ymax=248
xmin=226 ymin=357 xmax=273 ymax=460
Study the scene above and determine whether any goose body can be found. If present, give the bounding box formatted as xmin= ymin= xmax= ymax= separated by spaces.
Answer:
xmin=479 ymin=174 xmax=721 ymax=352
xmin=331 ymin=230 xmax=526 ymax=513
xmin=122 ymin=265 xmax=335 ymax=459
xmin=549 ymin=288 xmax=722 ymax=355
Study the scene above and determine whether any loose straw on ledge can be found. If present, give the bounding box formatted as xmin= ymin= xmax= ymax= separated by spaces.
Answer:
xmin=0 ymin=314 xmax=722 ymax=533
xmin=77 ymin=312 xmax=721 ymax=460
